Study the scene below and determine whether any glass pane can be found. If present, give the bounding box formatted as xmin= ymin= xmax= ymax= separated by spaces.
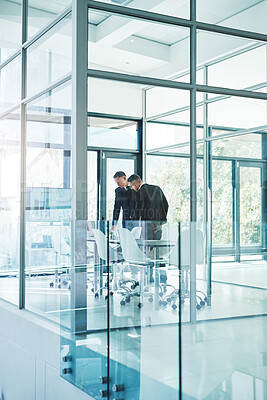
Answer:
xmin=91 ymin=0 xmax=189 ymax=20
xmin=211 ymin=133 xmax=263 ymax=159
xmin=146 ymin=123 xmax=190 ymax=150
xmin=208 ymin=96 xmax=267 ymax=133
xmin=197 ymin=30 xmax=264 ymax=91
xmin=88 ymin=9 xmax=189 ymax=80
xmin=60 ymin=220 xmax=182 ymax=398
xmin=208 ymin=44 xmax=266 ymax=91
xmin=146 ymin=155 xmax=190 ymax=222
xmin=212 ymin=159 xmax=233 ymax=246
xmin=88 ymin=116 xmax=138 ymax=149
xmin=25 ymin=82 xmax=72 ymax=320
xmin=240 ymin=166 xmax=261 ymax=246
xmin=146 ymin=87 xmax=190 ymax=120
xmin=88 ymin=151 xmax=98 ymax=221
xmin=197 ymin=0 xmax=267 ymax=35
xmin=0 ymin=0 xmax=21 ymax=62
xmin=0 ymin=109 xmax=20 ymax=306
xmin=27 ymin=14 xmax=72 ymax=97
xmin=107 ymin=157 xmax=135 ymax=221
xmin=0 ymin=56 xmax=21 ymax=113
xmin=88 ymin=78 xmax=143 ymax=118
xmin=28 ymin=0 xmax=71 ymax=39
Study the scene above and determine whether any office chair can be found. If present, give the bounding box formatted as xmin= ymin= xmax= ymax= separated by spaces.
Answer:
xmin=164 ymin=229 xmax=207 ymax=310
xmin=131 ymin=226 xmax=142 ymax=239
xmin=118 ymin=228 xmax=166 ymax=308
xmin=92 ymin=228 xmax=134 ymax=301
xmin=49 ymin=225 xmax=71 ymax=289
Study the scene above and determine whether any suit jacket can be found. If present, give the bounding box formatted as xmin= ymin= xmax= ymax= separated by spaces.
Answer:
xmin=135 ymin=183 xmax=168 ymax=222
xmin=112 ymin=186 xmax=136 ymax=223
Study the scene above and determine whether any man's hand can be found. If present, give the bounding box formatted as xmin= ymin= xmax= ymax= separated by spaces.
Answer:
xmin=111 ymin=225 xmax=117 ymax=232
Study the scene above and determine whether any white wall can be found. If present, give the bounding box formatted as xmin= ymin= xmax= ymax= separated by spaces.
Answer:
xmin=0 ymin=300 xmax=92 ymax=400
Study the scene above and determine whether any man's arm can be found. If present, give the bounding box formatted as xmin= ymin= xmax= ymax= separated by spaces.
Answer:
xmin=162 ymin=191 xmax=169 ymax=220
xmin=135 ymin=185 xmax=146 ymax=220
xmin=112 ymin=189 xmax=122 ymax=223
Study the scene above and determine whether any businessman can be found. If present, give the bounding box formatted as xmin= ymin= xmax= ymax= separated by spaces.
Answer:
xmin=128 ymin=174 xmax=169 ymax=283
xmin=112 ymin=171 xmax=137 ymax=230
xmin=127 ymin=174 xmax=168 ymax=240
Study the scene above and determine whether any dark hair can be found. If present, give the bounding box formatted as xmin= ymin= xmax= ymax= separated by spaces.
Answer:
xmin=113 ymin=171 xmax=126 ymax=179
xmin=128 ymin=174 xmax=142 ymax=183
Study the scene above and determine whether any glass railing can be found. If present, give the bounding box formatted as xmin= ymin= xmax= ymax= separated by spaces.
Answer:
xmin=58 ymin=220 xmax=267 ymax=399
xmin=1 ymin=215 xmax=267 ymax=399
xmin=24 ymin=217 xmax=71 ymax=322
xmin=59 ymin=220 xmax=208 ymax=399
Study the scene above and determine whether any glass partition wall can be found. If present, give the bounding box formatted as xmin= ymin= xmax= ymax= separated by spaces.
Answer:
xmin=0 ymin=0 xmax=267 ymax=399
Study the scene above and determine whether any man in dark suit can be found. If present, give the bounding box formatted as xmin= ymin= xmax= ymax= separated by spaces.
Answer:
xmin=112 ymin=171 xmax=137 ymax=230
xmin=128 ymin=174 xmax=169 ymax=283
xmin=127 ymin=174 xmax=168 ymax=240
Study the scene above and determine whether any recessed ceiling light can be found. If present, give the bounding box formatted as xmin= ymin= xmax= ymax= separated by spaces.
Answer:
xmin=130 ymin=39 xmax=134 ymax=43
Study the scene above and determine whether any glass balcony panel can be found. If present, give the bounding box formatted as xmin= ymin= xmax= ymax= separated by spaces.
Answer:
xmin=25 ymin=82 xmax=72 ymax=321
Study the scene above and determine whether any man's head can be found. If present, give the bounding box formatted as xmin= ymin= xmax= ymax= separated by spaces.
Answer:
xmin=113 ymin=171 xmax=127 ymax=188
xmin=128 ymin=174 xmax=143 ymax=191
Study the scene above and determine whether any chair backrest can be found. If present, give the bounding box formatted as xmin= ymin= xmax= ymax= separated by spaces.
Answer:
xmin=51 ymin=226 xmax=70 ymax=256
xmin=118 ymin=228 xmax=148 ymax=264
xmin=92 ymin=229 xmax=118 ymax=262
xmin=131 ymin=226 xmax=142 ymax=239
xmin=169 ymin=229 xmax=204 ymax=267
xmin=161 ymin=225 xmax=179 ymax=241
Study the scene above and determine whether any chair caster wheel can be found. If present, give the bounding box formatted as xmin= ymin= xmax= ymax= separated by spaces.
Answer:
xmin=110 ymin=291 xmax=114 ymax=296
xmin=58 ymin=284 xmax=61 ymax=289
xmin=180 ymin=299 xmax=185 ymax=304
xmin=159 ymin=300 xmax=163 ymax=306
xmin=91 ymin=288 xmax=94 ymax=293
xmin=138 ymin=302 xmax=143 ymax=308
xmin=120 ymin=299 xmax=126 ymax=306
xmin=95 ymin=293 xmax=99 ymax=299
xmin=62 ymin=280 xmax=68 ymax=286
xmin=196 ymin=304 xmax=201 ymax=310
xmin=162 ymin=301 xmax=167 ymax=307
xmin=68 ymin=285 xmax=71 ymax=291
xmin=166 ymin=297 xmax=171 ymax=303
xmin=125 ymin=296 xmax=131 ymax=303
xmin=172 ymin=304 xmax=177 ymax=310
xmin=200 ymin=300 xmax=205 ymax=306
xmin=148 ymin=297 xmax=153 ymax=303
xmin=49 ymin=283 xmax=54 ymax=287
xmin=105 ymin=295 xmax=108 ymax=300
xmin=204 ymin=296 xmax=207 ymax=302
xmin=159 ymin=292 xmax=163 ymax=298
